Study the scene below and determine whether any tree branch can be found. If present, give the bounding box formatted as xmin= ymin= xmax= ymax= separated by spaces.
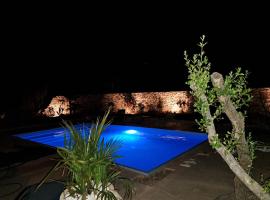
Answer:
xmin=211 ymin=72 xmax=252 ymax=172
xmin=198 ymin=89 xmax=270 ymax=200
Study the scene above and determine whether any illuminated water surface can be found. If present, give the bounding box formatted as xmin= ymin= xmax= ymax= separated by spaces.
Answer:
xmin=15 ymin=124 xmax=207 ymax=173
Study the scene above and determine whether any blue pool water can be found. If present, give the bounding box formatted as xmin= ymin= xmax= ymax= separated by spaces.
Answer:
xmin=14 ymin=124 xmax=207 ymax=173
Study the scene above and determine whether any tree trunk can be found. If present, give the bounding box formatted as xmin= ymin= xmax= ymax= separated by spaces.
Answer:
xmin=234 ymin=177 xmax=256 ymax=200
xmin=211 ymin=72 xmax=252 ymax=172
xmin=190 ymin=81 xmax=270 ymax=200
xmin=211 ymin=72 xmax=254 ymax=199
xmin=209 ymin=134 xmax=270 ymax=200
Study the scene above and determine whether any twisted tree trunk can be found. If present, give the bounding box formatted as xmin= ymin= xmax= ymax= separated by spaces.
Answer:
xmin=189 ymin=72 xmax=270 ymax=200
xmin=211 ymin=72 xmax=254 ymax=199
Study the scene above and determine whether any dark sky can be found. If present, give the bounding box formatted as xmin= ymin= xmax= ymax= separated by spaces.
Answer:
xmin=2 ymin=5 xmax=270 ymax=98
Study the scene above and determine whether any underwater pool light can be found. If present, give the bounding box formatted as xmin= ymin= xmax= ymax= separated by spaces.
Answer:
xmin=124 ymin=129 xmax=138 ymax=134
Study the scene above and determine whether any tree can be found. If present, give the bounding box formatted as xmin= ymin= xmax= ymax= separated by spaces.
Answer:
xmin=184 ymin=35 xmax=270 ymax=200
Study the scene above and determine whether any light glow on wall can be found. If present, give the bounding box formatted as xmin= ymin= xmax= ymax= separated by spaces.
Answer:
xmin=40 ymin=88 xmax=270 ymax=117
xmin=102 ymin=91 xmax=193 ymax=115
xmin=42 ymin=96 xmax=70 ymax=117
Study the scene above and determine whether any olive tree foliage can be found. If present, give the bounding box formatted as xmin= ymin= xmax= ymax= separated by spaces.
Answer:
xmin=184 ymin=35 xmax=270 ymax=200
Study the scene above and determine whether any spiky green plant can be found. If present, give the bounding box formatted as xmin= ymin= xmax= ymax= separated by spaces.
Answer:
xmin=37 ymin=108 xmax=133 ymax=200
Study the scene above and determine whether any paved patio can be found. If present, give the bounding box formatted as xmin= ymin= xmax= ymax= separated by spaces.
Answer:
xmin=0 ymin=141 xmax=237 ymax=200
xmin=0 ymin=116 xmax=269 ymax=200
xmin=122 ymin=142 xmax=235 ymax=200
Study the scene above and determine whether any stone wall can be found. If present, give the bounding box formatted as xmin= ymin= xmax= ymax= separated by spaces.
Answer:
xmin=101 ymin=91 xmax=193 ymax=115
xmin=42 ymin=96 xmax=70 ymax=117
xmin=41 ymin=88 xmax=270 ymax=117
xmin=249 ymin=88 xmax=270 ymax=117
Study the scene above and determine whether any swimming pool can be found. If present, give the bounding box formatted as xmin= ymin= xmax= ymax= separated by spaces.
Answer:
xmin=15 ymin=124 xmax=207 ymax=173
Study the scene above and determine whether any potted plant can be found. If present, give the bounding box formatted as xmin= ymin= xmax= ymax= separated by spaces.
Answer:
xmin=38 ymin=108 xmax=133 ymax=200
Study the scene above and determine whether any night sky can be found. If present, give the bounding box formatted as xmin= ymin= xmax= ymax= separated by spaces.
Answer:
xmin=2 ymin=6 xmax=270 ymax=99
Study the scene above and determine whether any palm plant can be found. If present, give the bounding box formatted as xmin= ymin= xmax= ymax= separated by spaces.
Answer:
xmin=38 ymin=108 xmax=133 ymax=200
